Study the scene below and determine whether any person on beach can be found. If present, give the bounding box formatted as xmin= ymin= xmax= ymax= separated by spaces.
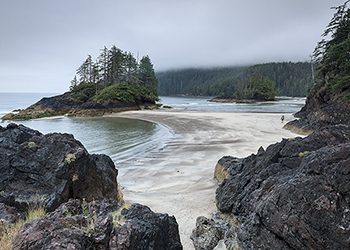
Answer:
xmin=281 ymin=115 xmax=285 ymax=123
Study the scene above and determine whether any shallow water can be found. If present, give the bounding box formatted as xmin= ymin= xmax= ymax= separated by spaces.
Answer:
xmin=158 ymin=96 xmax=305 ymax=113
xmin=0 ymin=93 xmax=304 ymax=166
xmin=12 ymin=116 xmax=171 ymax=165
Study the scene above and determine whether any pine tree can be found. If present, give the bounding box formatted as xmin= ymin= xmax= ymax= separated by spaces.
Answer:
xmin=70 ymin=75 xmax=78 ymax=91
xmin=138 ymin=55 xmax=158 ymax=88
xmin=125 ymin=52 xmax=139 ymax=83
xmin=76 ymin=55 xmax=93 ymax=84
xmin=97 ymin=46 xmax=110 ymax=87
xmin=314 ymin=0 xmax=350 ymax=92
xmin=108 ymin=45 xmax=126 ymax=85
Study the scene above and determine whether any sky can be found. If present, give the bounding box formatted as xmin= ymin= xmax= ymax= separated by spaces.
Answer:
xmin=0 ymin=0 xmax=346 ymax=93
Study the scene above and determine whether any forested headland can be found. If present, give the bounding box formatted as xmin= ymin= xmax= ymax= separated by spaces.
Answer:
xmin=2 ymin=46 xmax=159 ymax=120
xmin=156 ymin=62 xmax=314 ymax=97
xmin=69 ymin=45 xmax=159 ymax=103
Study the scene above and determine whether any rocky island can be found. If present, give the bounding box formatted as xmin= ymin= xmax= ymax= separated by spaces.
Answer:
xmin=208 ymin=73 xmax=278 ymax=103
xmin=2 ymin=46 xmax=159 ymax=121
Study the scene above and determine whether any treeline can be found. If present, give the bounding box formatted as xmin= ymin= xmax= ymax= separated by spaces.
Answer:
xmin=156 ymin=62 xmax=314 ymax=97
xmin=244 ymin=62 xmax=314 ymax=97
xmin=156 ymin=67 xmax=245 ymax=96
xmin=70 ymin=45 xmax=158 ymax=102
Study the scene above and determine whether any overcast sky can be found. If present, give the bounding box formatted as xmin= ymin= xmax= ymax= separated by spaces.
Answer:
xmin=0 ymin=0 xmax=346 ymax=93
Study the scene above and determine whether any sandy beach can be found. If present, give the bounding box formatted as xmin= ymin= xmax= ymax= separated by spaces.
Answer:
xmin=105 ymin=109 xmax=301 ymax=249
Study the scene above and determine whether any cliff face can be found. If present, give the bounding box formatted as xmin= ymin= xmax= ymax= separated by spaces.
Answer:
xmin=285 ymin=87 xmax=350 ymax=132
xmin=214 ymin=125 xmax=350 ymax=249
xmin=1 ymin=92 xmax=156 ymax=120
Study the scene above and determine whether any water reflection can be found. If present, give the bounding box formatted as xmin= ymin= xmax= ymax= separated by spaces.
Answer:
xmin=16 ymin=116 xmax=170 ymax=164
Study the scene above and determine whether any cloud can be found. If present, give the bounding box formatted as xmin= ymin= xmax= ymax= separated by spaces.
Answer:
xmin=0 ymin=0 xmax=345 ymax=92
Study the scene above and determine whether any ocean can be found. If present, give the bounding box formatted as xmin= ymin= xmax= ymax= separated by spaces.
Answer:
xmin=0 ymin=93 xmax=305 ymax=165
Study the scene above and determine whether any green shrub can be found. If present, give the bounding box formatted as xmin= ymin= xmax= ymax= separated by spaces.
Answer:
xmin=65 ymin=153 xmax=76 ymax=163
xmin=70 ymin=82 xmax=97 ymax=102
xmin=94 ymin=83 xmax=135 ymax=102
xmin=12 ymin=111 xmax=54 ymax=120
xmin=299 ymin=151 xmax=309 ymax=157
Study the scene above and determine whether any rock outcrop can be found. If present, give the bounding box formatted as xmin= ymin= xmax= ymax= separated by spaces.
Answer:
xmin=0 ymin=123 xmax=119 ymax=212
xmin=0 ymin=123 xmax=183 ymax=249
xmin=1 ymin=92 xmax=157 ymax=120
xmin=190 ymin=216 xmax=225 ymax=250
xmin=213 ymin=125 xmax=350 ymax=249
xmin=12 ymin=199 xmax=182 ymax=250
xmin=285 ymin=87 xmax=350 ymax=133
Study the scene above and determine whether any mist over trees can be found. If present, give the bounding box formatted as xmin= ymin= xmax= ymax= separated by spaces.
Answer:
xmin=156 ymin=62 xmax=314 ymax=97
xmin=70 ymin=45 xmax=158 ymax=102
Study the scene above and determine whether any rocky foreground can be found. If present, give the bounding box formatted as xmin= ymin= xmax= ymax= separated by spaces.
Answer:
xmin=192 ymin=125 xmax=350 ymax=249
xmin=1 ymin=92 xmax=157 ymax=120
xmin=0 ymin=123 xmax=182 ymax=249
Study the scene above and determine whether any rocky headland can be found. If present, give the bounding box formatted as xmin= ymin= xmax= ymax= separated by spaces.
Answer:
xmin=284 ymin=87 xmax=350 ymax=134
xmin=1 ymin=92 xmax=157 ymax=121
xmin=0 ymin=123 xmax=182 ymax=249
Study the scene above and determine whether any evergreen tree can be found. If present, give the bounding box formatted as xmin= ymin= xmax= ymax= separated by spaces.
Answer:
xmin=314 ymin=0 xmax=350 ymax=92
xmin=97 ymin=46 xmax=110 ymax=87
xmin=139 ymin=55 xmax=158 ymax=88
xmin=108 ymin=45 xmax=126 ymax=85
xmin=70 ymin=75 xmax=78 ymax=91
xmin=69 ymin=45 xmax=159 ymax=103
xmin=76 ymin=55 xmax=94 ymax=83
xmin=235 ymin=74 xmax=277 ymax=100
xmin=125 ymin=52 xmax=139 ymax=83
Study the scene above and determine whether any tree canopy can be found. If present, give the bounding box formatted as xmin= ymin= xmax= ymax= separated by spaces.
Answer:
xmin=314 ymin=0 xmax=350 ymax=97
xmin=156 ymin=62 xmax=313 ymax=97
xmin=69 ymin=45 xmax=159 ymax=103
xmin=235 ymin=73 xmax=278 ymax=101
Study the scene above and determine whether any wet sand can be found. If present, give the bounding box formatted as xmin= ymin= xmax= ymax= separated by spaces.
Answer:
xmin=106 ymin=109 xmax=301 ymax=249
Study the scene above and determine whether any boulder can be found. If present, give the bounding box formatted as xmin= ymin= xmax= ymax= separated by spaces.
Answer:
xmin=216 ymin=125 xmax=350 ymax=249
xmin=110 ymin=203 xmax=182 ymax=250
xmin=13 ymin=199 xmax=183 ymax=250
xmin=0 ymin=123 xmax=119 ymax=212
xmin=190 ymin=216 xmax=224 ymax=250
xmin=214 ymin=156 xmax=241 ymax=184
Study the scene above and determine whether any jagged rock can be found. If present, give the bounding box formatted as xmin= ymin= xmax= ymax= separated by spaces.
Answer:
xmin=190 ymin=216 xmax=224 ymax=250
xmin=0 ymin=203 xmax=23 ymax=224
xmin=110 ymin=203 xmax=183 ymax=250
xmin=285 ymin=87 xmax=350 ymax=132
xmin=0 ymin=123 xmax=119 ymax=212
xmin=216 ymin=125 xmax=350 ymax=249
xmin=13 ymin=199 xmax=182 ymax=250
xmin=214 ymin=156 xmax=242 ymax=184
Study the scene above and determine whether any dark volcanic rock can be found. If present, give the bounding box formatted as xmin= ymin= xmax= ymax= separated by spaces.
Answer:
xmin=13 ymin=200 xmax=182 ymax=250
xmin=285 ymin=87 xmax=350 ymax=132
xmin=1 ymin=92 xmax=156 ymax=120
xmin=0 ymin=203 xmax=23 ymax=224
xmin=216 ymin=125 xmax=350 ymax=249
xmin=110 ymin=203 xmax=183 ymax=250
xmin=190 ymin=216 xmax=224 ymax=250
xmin=0 ymin=123 xmax=119 ymax=212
